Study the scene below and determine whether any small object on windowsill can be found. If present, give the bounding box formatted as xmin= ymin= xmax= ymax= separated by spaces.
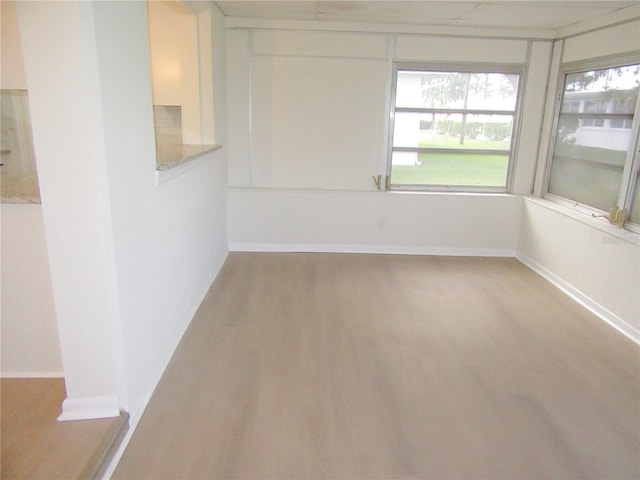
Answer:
xmin=592 ymin=206 xmax=627 ymax=227
xmin=155 ymin=144 xmax=221 ymax=171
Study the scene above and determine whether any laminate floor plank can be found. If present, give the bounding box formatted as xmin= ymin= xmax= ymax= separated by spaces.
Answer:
xmin=1 ymin=378 xmax=127 ymax=480
xmin=113 ymin=253 xmax=640 ymax=479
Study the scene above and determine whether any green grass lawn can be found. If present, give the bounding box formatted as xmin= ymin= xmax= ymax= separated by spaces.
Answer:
xmin=391 ymin=152 xmax=508 ymax=186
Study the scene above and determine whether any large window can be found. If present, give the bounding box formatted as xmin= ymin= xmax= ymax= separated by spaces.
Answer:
xmin=387 ymin=64 xmax=522 ymax=191
xmin=547 ymin=58 xmax=640 ymax=229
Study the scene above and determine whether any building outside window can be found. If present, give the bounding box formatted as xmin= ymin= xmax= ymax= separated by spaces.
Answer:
xmin=546 ymin=59 xmax=640 ymax=229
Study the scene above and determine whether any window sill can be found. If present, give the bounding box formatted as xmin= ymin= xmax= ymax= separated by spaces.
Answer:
xmin=525 ymin=196 xmax=640 ymax=246
xmin=155 ymin=144 xmax=221 ymax=171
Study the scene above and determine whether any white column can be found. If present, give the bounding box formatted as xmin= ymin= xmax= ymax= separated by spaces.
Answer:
xmin=16 ymin=1 xmax=121 ymax=420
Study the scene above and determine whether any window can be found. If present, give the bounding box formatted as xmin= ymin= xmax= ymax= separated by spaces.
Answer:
xmin=546 ymin=58 xmax=640 ymax=230
xmin=387 ymin=64 xmax=522 ymax=191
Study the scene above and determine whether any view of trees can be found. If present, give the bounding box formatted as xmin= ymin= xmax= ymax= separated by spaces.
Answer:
xmin=420 ymin=71 xmax=518 ymax=109
xmin=417 ymin=71 xmax=518 ymax=145
xmin=556 ymin=64 xmax=639 ymax=147
xmin=392 ymin=69 xmax=518 ymax=186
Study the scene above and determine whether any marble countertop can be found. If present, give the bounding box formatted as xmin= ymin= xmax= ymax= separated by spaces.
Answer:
xmin=1 ymin=144 xmax=222 ymax=203
xmin=156 ymin=144 xmax=222 ymax=171
xmin=1 ymin=195 xmax=40 ymax=204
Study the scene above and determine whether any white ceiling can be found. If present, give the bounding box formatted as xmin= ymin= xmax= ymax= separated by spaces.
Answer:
xmin=214 ymin=1 xmax=639 ymax=36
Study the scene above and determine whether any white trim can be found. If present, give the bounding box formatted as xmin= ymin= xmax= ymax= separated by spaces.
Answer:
xmin=225 ymin=17 xmax=557 ymax=40
xmin=1 ymin=371 xmax=65 ymax=379
xmin=229 ymin=242 xmax=516 ymax=258
xmin=228 ymin=185 xmax=519 ymax=199
xmin=57 ymin=396 xmax=120 ymax=421
xmin=516 ymin=252 xmax=640 ymax=345
xmin=381 ymin=35 xmax=395 ymax=187
xmin=524 ymin=197 xmax=640 ymax=246
xmin=533 ymin=39 xmax=564 ymax=198
xmin=99 ymin=250 xmax=228 ymax=479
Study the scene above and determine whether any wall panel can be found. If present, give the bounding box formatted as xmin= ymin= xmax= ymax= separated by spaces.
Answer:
xmin=250 ymin=55 xmax=387 ymax=190
xmin=518 ymin=198 xmax=639 ymax=341
xmin=229 ymin=189 xmax=521 ymax=255
xmin=252 ymin=30 xmax=386 ymax=58
xmin=513 ymin=41 xmax=553 ymax=194
xmin=395 ymin=35 xmax=528 ymax=63
xmin=562 ymin=20 xmax=640 ymax=64
xmin=226 ymin=30 xmax=251 ymax=186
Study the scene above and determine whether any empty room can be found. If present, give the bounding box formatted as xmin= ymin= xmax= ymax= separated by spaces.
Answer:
xmin=1 ymin=1 xmax=639 ymax=479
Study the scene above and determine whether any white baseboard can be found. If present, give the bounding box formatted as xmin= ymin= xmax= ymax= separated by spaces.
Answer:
xmin=229 ymin=242 xmax=516 ymax=257
xmin=516 ymin=252 xmax=640 ymax=345
xmin=58 ymin=396 xmax=120 ymax=421
xmin=100 ymin=250 xmax=229 ymax=479
xmin=1 ymin=371 xmax=64 ymax=379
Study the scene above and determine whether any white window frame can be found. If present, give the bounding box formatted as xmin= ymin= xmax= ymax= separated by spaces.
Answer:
xmin=386 ymin=62 xmax=525 ymax=193
xmin=543 ymin=53 xmax=640 ymax=234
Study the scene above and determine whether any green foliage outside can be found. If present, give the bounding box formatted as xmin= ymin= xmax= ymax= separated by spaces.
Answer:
xmin=434 ymin=121 xmax=512 ymax=141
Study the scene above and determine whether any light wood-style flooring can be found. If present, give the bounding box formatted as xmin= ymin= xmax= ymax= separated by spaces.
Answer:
xmin=1 ymin=378 xmax=128 ymax=479
xmin=113 ymin=253 xmax=640 ymax=479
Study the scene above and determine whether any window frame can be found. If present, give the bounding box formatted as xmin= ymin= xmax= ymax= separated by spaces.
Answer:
xmin=543 ymin=53 xmax=640 ymax=233
xmin=386 ymin=62 xmax=525 ymax=193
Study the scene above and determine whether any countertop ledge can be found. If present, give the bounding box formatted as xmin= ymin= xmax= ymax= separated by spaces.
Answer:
xmin=156 ymin=144 xmax=222 ymax=171
xmin=1 ymin=196 xmax=41 ymax=204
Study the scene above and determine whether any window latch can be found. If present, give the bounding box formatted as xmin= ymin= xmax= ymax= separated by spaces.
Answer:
xmin=608 ymin=206 xmax=627 ymax=227
xmin=593 ymin=206 xmax=627 ymax=227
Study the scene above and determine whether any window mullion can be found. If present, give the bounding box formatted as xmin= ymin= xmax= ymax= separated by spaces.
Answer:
xmin=396 ymin=107 xmax=515 ymax=115
xmin=618 ymin=93 xmax=640 ymax=213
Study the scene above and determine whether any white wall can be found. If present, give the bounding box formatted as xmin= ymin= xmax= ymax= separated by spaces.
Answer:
xmin=90 ymin=0 xmax=228 ymax=418
xmin=227 ymin=24 xmax=551 ymax=253
xmin=520 ymin=20 xmax=640 ymax=342
xmin=562 ymin=20 xmax=640 ymax=64
xmin=1 ymin=205 xmax=62 ymax=377
xmin=15 ymin=1 xmax=228 ymax=419
xmin=148 ymin=1 xmax=184 ymax=106
xmin=518 ymin=199 xmax=639 ymax=341
xmin=0 ymin=0 xmax=63 ymax=378
xmin=230 ymin=189 xmax=521 ymax=255
xmin=0 ymin=0 xmax=26 ymax=89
